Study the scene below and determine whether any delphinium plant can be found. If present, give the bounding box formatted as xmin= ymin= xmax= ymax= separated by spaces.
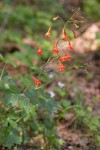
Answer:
xmin=0 ymin=8 xmax=84 ymax=149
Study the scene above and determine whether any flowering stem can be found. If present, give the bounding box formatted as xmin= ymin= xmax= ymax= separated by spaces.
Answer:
xmin=23 ymin=8 xmax=80 ymax=93
xmin=23 ymin=55 xmax=52 ymax=93
xmin=34 ymin=64 xmax=76 ymax=90
xmin=64 ymin=8 xmax=79 ymax=28
xmin=47 ymin=56 xmax=59 ymax=64
xmin=56 ymin=12 xmax=76 ymax=45
xmin=38 ymin=55 xmax=52 ymax=78
xmin=23 ymin=82 xmax=33 ymax=93
xmin=58 ymin=16 xmax=65 ymax=25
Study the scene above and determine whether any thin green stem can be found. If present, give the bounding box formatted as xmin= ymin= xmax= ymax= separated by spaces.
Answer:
xmin=64 ymin=8 xmax=79 ymax=28
xmin=0 ymin=63 xmax=6 ymax=81
xmin=58 ymin=16 xmax=65 ymax=25
xmin=23 ymin=82 xmax=33 ymax=93
xmin=23 ymin=55 xmax=52 ymax=93
xmin=38 ymin=55 xmax=52 ymax=78
xmin=56 ymin=10 xmax=78 ymax=45
xmin=55 ymin=105 xmax=80 ymax=125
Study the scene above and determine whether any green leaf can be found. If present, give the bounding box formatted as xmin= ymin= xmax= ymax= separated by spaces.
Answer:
xmin=25 ymin=88 xmax=38 ymax=105
xmin=0 ymin=75 xmax=20 ymax=94
xmin=75 ymin=109 xmax=86 ymax=117
xmin=4 ymin=93 xmax=33 ymax=113
xmin=9 ymin=94 xmax=20 ymax=106
xmin=92 ymin=117 xmax=100 ymax=127
xmin=0 ymin=128 xmax=22 ymax=148
xmin=6 ymin=131 xmax=22 ymax=148
xmin=5 ymin=56 xmax=18 ymax=67
xmin=8 ymin=119 xmax=19 ymax=130
xmin=38 ymin=97 xmax=60 ymax=114
xmin=19 ymin=94 xmax=33 ymax=113
xmin=0 ymin=54 xmax=5 ymax=62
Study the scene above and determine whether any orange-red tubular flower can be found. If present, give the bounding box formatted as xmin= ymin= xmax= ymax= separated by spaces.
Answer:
xmin=63 ymin=49 xmax=71 ymax=60
xmin=45 ymin=27 xmax=51 ymax=39
xmin=62 ymin=29 xmax=73 ymax=50
xmin=60 ymin=56 xmax=66 ymax=62
xmin=70 ymin=28 xmax=78 ymax=38
xmin=52 ymin=41 xmax=59 ymax=54
xmin=57 ymin=53 xmax=66 ymax=62
xmin=36 ymin=47 xmax=43 ymax=55
xmin=32 ymin=76 xmax=41 ymax=85
xmin=62 ymin=29 xmax=70 ymax=42
xmin=68 ymin=42 xmax=73 ymax=50
xmin=58 ymin=60 xmax=65 ymax=71
xmin=65 ymin=54 xmax=71 ymax=60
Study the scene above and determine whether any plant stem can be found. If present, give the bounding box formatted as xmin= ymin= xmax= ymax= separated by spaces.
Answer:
xmin=23 ymin=9 xmax=80 ymax=93
xmin=55 ymin=105 xmax=80 ymax=125
xmin=23 ymin=55 xmax=52 ymax=93
xmin=0 ymin=63 xmax=6 ymax=81
xmin=38 ymin=55 xmax=52 ymax=78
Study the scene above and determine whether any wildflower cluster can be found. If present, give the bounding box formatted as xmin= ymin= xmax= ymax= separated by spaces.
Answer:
xmin=32 ymin=9 xmax=83 ymax=86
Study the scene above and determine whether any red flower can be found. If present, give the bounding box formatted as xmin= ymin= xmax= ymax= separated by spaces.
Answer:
xmin=62 ymin=29 xmax=73 ymax=50
xmin=58 ymin=60 xmax=65 ymax=71
xmin=63 ymin=49 xmax=71 ymax=60
xmin=52 ymin=41 xmax=59 ymax=54
xmin=65 ymin=54 xmax=71 ymax=60
xmin=45 ymin=27 xmax=51 ymax=39
xmin=60 ymin=56 xmax=66 ymax=62
xmin=57 ymin=53 xmax=66 ymax=62
xmin=70 ymin=28 xmax=78 ymax=38
xmin=32 ymin=76 xmax=41 ymax=85
xmin=68 ymin=43 xmax=73 ymax=50
xmin=62 ymin=29 xmax=70 ymax=42
xmin=36 ymin=47 xmax=43 ymax=55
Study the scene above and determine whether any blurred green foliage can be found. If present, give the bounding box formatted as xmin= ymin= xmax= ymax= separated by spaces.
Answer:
xmin=0 ymin=0 xmax=66 ymax=64
xmin=83 ymin=0 xmax=100 ymax=21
